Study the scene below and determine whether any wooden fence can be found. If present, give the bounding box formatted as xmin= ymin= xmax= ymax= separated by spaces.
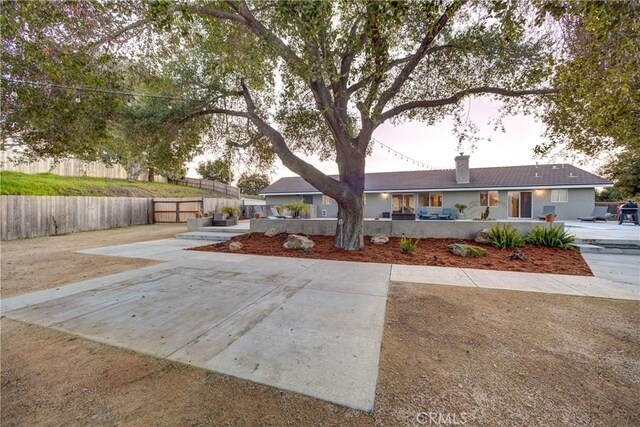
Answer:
xmin=169 ymin=177 xmax=240 ymax=198
xmin=0 ymin=196 xmax=153 ymax=241
xmin=152 ymin=199 xmax=203 ymax=223
xmin=0 ymin=150 xmax=167 ymax=182
xmin=0 ymin=196 xmax=242 ymax=240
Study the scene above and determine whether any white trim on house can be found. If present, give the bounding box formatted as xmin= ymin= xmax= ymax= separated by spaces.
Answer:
xmin=261 ymin=183 xmax=613 ymax=196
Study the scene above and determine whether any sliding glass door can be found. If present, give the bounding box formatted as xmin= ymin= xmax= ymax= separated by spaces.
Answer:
xmin=392 ymin=194 xmax=415 ymax=213
xmin=508 ymin=191 xmax=532 ymax=218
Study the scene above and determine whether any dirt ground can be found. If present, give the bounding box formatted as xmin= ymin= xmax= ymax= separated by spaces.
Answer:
xmin=2 ymin=227 xmax=639 ymax=426
xmin=0 ymin=224 xmax=184 ymax=298
xmin=192 ymin=233 xmax=593 ymax=276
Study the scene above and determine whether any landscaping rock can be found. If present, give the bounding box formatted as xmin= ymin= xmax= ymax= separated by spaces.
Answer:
xmin=229 ymin=241 xmax=243 ymax=251
xmin=264 ymin=228 xmax=279 ymax=237
xmin=447 ymin=243 xmax=488 ymax=257
xmin=371 ymin=234 xmax=389 ymax=245
xmin=509 ymin=250 xmax=527 ymax=261
xmin=474 ymin=228 xmax=492 ymax=244
xmin=283 ymin=234 xmax=315 ymax=250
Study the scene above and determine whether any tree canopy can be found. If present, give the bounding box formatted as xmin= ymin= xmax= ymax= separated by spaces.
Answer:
xmin=533 ymin=0 xmax=639 ymax=158
xmin=2 ymin=0 xmax=632 ymax=248
xmin=237 ymin=172 xmax=270 ymax=195
xmin=197 ymin=158 xmax=233 ymax=184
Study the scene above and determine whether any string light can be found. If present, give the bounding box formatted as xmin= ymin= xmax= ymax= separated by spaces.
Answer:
xmin=372 ymin=138 xmax=441 ymax=170
xmin=2 ymin=77 xmax=199 ymax=106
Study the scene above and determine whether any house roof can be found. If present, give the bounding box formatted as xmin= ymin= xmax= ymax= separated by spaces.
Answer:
xmin=260 ymin=164 xmax=612 ymax=195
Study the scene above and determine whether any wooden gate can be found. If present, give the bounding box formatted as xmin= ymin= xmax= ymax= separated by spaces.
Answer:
xmin=152 ymin=198 xmax=203 ymax=223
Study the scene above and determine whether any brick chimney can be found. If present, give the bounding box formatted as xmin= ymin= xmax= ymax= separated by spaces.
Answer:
xmin=454 ymin=153 xmax=470 ymax=184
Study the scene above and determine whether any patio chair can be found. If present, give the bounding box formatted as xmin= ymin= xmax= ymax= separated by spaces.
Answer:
xmin=577 ymin=206 xmax=608 ymax=222
xmin=418 ymin=209 xmax=429 ymax=219
xmin=438 ymin=208 xmax=453 ymax=220
xmin=537 ymin=205 xmax=556 ymax=220
xmin=270 ymin=207 xmax=292 ymax=219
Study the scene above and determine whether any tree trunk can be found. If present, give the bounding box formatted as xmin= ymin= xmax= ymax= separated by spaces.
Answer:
xmin=334 ymin=193 xmax=365 ymax=250
xmin=147 ymin=168 xmax=155 ymax=182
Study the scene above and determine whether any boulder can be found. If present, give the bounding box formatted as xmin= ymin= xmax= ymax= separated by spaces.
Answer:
xmin=371 ymin=234 xmax=389 ymax=245
xmin=229 ymin=241 xmax=243 ymax=251
xmin=474 ymin=228 xmax=492 ymax=244
xmin=264 ymin=228 xmax=279 ymax=237
xmin=283 ymin=234 xmax=315 ymax=250
xmin=447 ymin=243 xmax=488 ymax=257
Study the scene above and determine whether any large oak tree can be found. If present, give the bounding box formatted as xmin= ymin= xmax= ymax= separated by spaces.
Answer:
xmin=4 ymin=0 xmax=627 ymax=249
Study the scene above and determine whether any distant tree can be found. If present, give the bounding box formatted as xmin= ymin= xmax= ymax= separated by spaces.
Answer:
xmin=197 ymin=159 xmax=233 ymax=184
xmin=237 ymin=172 xmax=270 ymax=195
xmin=595 ymin=187 xmax=625 ymax=203
xmin=599 ymin=151 xmax=640 ymax=200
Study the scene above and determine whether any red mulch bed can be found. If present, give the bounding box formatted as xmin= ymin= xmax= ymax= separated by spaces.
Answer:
xmin=190 ymin=233 xmax=593 ymax=276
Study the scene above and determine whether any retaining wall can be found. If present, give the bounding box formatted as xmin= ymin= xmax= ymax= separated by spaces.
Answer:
xmin=250 ymin=218 xmax=564 ymax=239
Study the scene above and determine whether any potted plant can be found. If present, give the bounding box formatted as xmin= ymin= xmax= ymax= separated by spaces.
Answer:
xmin=545 ymin=212 xmax=556 ymax=223
xmin=254 ymin=212 xmax=261 ymax=219
xmin=222 ymin=206 xmax=239 ymax=219
xmin=195 ymin=211 xmax=201 ymax=219
xmin=282 ymin=202 xmax=310 ymax=219
xmin=454 ymin=203 xmax=468 ymax=219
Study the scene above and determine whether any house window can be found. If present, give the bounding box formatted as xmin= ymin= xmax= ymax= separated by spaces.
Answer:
xmin=418 ymin=192 xmax=443 ymax=207
xmin=430 ymin=193 xmax=443 ymax=207
xmin=480 ymin=191 xmax=499 ymax=207
xmin=302 ymin=195 xmax=313 ymax=204
xmin=551 ymin=189 xmax=568 ymax=203
xmin=322 ymin=195 xmax=333 ymax=205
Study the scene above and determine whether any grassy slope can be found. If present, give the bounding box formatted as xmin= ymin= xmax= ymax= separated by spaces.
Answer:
xmin=0 ymin=172 xmax=229 ymax=198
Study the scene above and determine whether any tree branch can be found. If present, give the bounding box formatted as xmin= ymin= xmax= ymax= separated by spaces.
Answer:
xmin=238 ymin=80 xmax=345 ymax=198
xmin=89 ymin=18 xmax=151 ymax=50
xmin=380 ymin=87 xmax=559 ymax=122
xmin=374 ymin=0 xmax=469 ymax=116
xmin=228 ymin=132 xmax=265 ymax=148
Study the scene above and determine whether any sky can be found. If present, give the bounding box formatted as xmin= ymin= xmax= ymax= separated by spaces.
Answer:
xmin=188 ymin=96 xmax=597 ymax=184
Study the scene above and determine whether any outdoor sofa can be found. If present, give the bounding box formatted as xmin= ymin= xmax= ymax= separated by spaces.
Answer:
xmin=537 ymin=205 xmax=556 ymax=220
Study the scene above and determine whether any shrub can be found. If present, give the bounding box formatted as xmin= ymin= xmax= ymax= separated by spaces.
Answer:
xmin=486 ymin=224 xmax=524 ymax=249
xmin=399 ymin=237 xmax=420 ymax=253
xmin=281 ymin=202 xmax=310 ymax=218
xmin=222 ymin=206 xmax=239 ymax=217
xmin=524 ymin=225 xmax=575 ymax=249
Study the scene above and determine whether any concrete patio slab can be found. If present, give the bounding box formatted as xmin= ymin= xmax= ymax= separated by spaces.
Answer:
xmin=202 ymin=288 xmax=387 ymax=411
xmin=1 ymin=241 xmax=390 ymax=411
xmin=581 ymin=253 xmax=640 ymax=286
xmin=285 ymin=260 xmax=390 ymax=296
xmin=390 ymin=265 xmax=477 ymax=287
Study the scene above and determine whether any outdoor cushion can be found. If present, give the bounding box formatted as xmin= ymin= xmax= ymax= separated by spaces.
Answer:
xmin=438 ymin=209 xmax=453 ymax=219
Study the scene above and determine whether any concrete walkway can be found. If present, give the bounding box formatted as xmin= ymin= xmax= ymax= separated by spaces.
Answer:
xmin=1 ymin=238 xmax=638 ymax=413
xmin=390 ymin=265 xmax=639 ymax=300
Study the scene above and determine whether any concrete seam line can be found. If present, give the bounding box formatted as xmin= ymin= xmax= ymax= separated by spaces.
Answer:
xmin=542 ymin=274 xmax=589 ymax=296
xmin=460 ymin=268 xmax=480 ymax=287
